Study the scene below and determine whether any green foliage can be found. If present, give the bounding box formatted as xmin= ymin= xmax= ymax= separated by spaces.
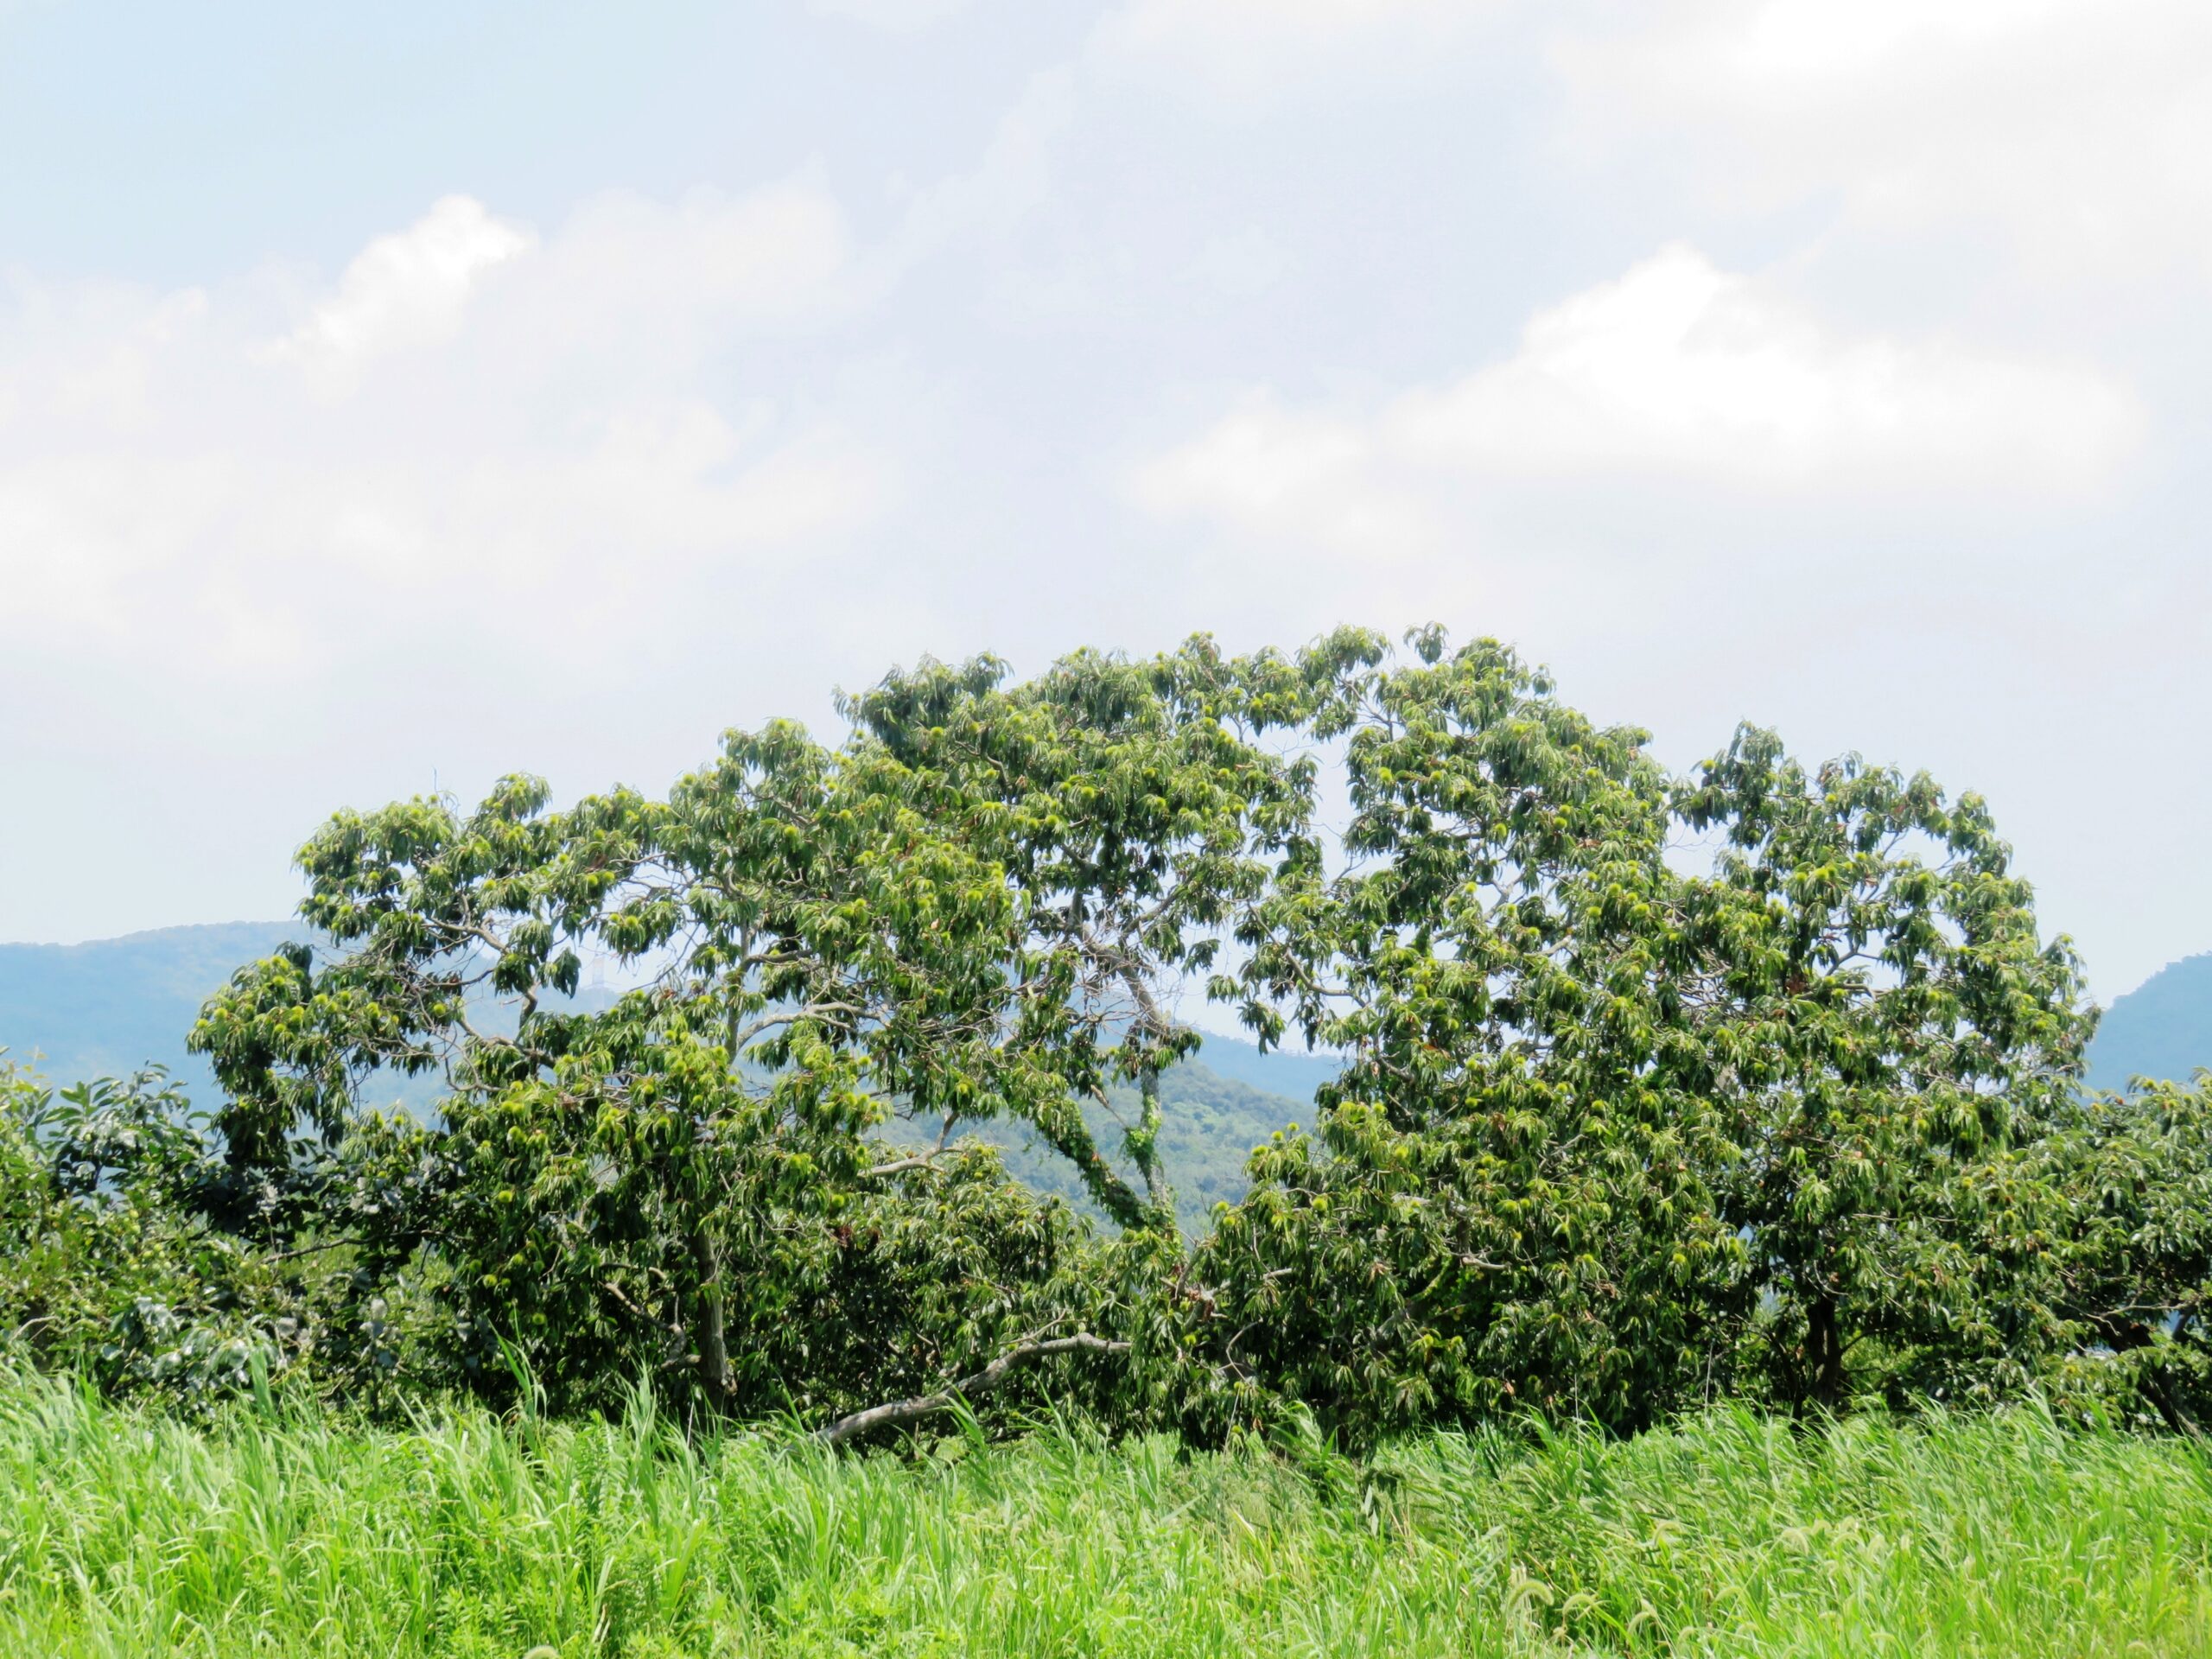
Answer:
xmin=837 ymin=639 xmax=1326 ymax=1227
xmin=0 ymin=1058 xmax=324 ymax=1405
xmin=181 ymin=639 xmax=1327 ymax=1424
xmin=1990 ymin=1076 xmax=2212 ymax=1432
xmin=1203 ymin=638 xmax=1749 ymax=1438
xmin=1674 ymin=726 xmax=2094 ymax=1409
xmin=1196 ymin=632 xmax=2105 ymax=1442
xmin=0 ymin=1374 xmax=2208 ymax=1656
xmin=2 ymin=626 xmax=2199 ymax=1450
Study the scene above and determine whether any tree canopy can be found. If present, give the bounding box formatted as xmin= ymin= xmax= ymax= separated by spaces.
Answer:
xmin=0 ymin=627 xmax=2202 ymax=1446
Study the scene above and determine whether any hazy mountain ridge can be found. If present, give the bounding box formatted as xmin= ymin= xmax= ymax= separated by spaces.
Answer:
xmin=0 ymin=921 xmax=301 ymax=1099
xmin=0 ymin=924 xmax=1334 ymax=1227
xmin=15 ymin=923 xmax=2204 ymax=1230
xmin=2089 ymin=952 xmax=2212 ymax=1090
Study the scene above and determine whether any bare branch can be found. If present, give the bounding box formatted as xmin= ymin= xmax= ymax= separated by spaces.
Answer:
xmin=862 ymin=1109 xmax=960 ymax=1179
xmin=729 ymin=1002 xmax=865 ymax=1051
xmin=812 ymin=1332 xmax=1130 ymax=1447
xmin=861 ymin=1154 xmax=938 ymax=1179
xmin=269 ymin=1238 xmax=351 ymax=1263
xmin=603 ymin=1279 xmax=688 ymax=1344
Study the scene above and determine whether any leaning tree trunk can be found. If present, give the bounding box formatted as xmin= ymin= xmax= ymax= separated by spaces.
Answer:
xmin=690 ymin=1228 xmax=731 ymax=1402
xmin=1132 ymin=1065 xmax=1177 ymax=1226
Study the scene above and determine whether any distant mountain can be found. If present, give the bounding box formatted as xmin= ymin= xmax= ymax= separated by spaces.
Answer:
xmin=0 ymin=922 xmax=599 ymax=1112
xmin=940 ymin=1055 xmax=1324 ymax=1235
xmin=2088 ymin=954 xmax=2212 ymax=1090
xmin=0 ymin=922 xmax=1329 ymax=1230
xmin=0 ymin=921 xmax=300 ymax=1098
xmin=21 ymin=921 xmax=2202 ymax=1217
xmin=1192 ymin=1032 xmax=1341 ymax=1103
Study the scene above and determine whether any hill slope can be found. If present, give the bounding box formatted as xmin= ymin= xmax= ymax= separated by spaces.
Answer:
xmin=19 ymin=922 xmax=2208 ymax=1214
xmin=2088 ymin=952 xmax=2212 ymax=1089
xmin=940 ymin=1055 xmax=1325 ymax=1234
xmin=0 ymin=922 xmax=300 ymax=1098
xmin=0 ymin=923 xmax=1330 ymax=1225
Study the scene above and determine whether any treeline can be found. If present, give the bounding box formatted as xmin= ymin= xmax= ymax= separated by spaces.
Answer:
xmin=3 ymin=629 xmax=2207 ymax=1445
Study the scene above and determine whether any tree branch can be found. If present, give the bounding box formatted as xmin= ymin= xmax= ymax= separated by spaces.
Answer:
xmin=729 ymin=1002 xmax=865 ymax=1052
xmin=812 ymin=1332 xmax=1130 ymax=1447
xmin=863 ymin=1108 xmax=958 ymax=1179
xmin=269 ymin=1238 xmax=351 ymax=1263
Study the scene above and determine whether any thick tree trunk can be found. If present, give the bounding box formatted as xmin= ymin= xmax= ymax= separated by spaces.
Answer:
xmin=1134 ymin=1065 xmax=1176 ymax=1225
xmin=691 ymin=1230 xmax=730 ymax=1402
xmin=2146 ymin=1374 xmax=2204 ymax=1440
xmin=1110 ymin=961 xmax=1179 ymax=1233
xmin=1805 ymin=1294 xmax=1846 ymax=1412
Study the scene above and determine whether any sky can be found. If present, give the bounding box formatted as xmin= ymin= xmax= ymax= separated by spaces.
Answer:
xmin=1 ymin=0 xmax=2207 ymax=1003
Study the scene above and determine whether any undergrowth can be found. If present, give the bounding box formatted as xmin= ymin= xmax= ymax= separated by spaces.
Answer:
xmin=0 ymin=1373 xmax=2205 ymax=1656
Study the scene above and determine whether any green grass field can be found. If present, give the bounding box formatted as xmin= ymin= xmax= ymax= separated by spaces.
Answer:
xmin=0 ymin=1375 xmax=2205 ymax=1657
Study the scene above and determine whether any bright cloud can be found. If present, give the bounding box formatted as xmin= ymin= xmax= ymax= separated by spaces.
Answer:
xmin=1557 ymin=0 xmax=2212 ymax=283
xmin=1394 ymin=245 xmax=2139 ymax=490
xmin=1102 ymin=0 xmax=1465 ymax=46
xmin=0 ymin=182 xmax=881 ymax=673
xmin=270 ymin=196 xmax=533 ymax=391
xmin=1136 ymin=245 xmax=2141 ymax=553
xmin=1135 ymin=396 xmax=1422 ymax=559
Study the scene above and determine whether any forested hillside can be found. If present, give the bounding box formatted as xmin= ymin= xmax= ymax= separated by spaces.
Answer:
xmin=11 ymin=917 xmax=2202 ymax=1174
xmin=922 ymin=1051 xmax=1322 ymax=1232
xmin=1 ymin=922 xmax=1329 ymax=1227
xmin=2090 ymin=952 xmax=2212 ymax=1088
xmin=0 ymin=922 xmax=295 ymax=1098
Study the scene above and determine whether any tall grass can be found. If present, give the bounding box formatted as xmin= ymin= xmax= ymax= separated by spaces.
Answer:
xmin=0 ymin=1372 xmax=2203 ymax=1656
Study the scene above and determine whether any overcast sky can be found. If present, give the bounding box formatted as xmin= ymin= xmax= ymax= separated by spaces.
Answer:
xmin=2 ymin=0 xmax=2207 ymax=1001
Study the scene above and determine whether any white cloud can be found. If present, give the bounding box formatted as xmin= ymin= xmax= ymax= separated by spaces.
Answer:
xmin=505 ymin=181 xmax=853 ymax=365
xmin=270 ymin=196 xmax=532 ymax=391
xmin=1136 ymin=245 xmax=2141 ymax=554
xmin=887 ymin=67 xmax=1076 ymax=269
xmin=1393 ymin=245 xmax=2139 ymax=491
xmin=1102 ymin=0 xmax=1463 ymax=47
xmin=1186 ymin=228 xmax=1287 ymax=300
xmin=1556 ymin=0 xmax=2212 ymax=284
xmin=1135 ymin=395 xmax=1421 ymax=558
xmin=0 ymin=181 xmax=883 ymax=673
